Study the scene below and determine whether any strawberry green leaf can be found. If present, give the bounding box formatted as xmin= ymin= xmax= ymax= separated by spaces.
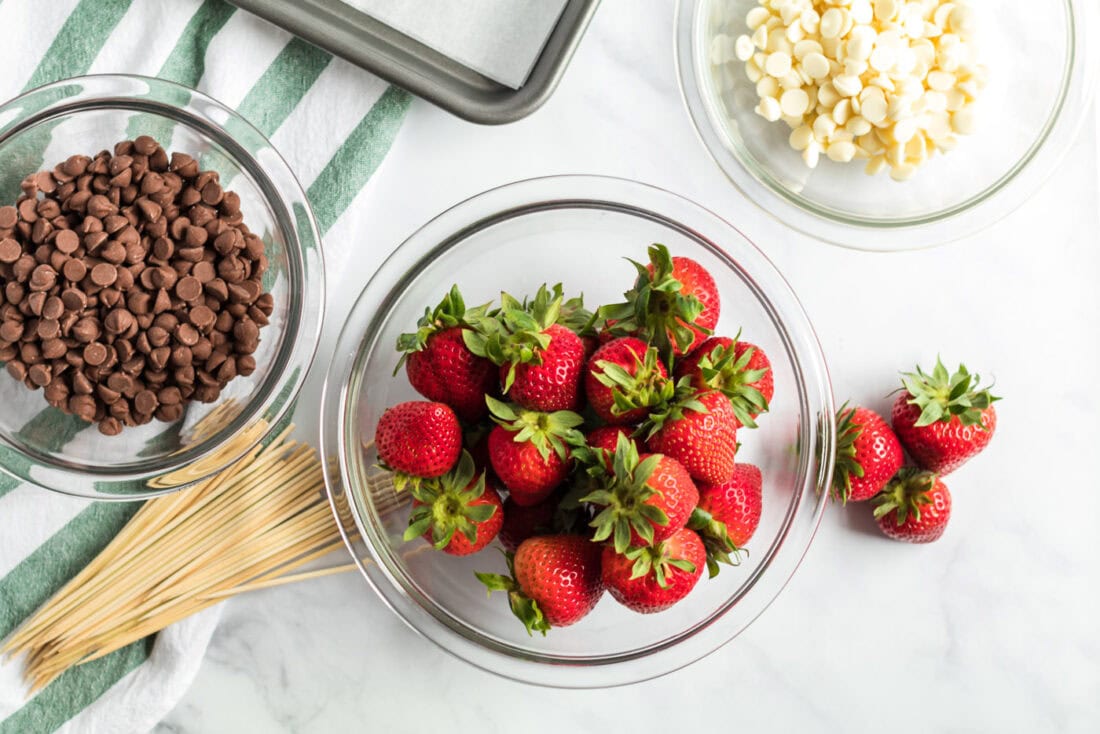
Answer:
xmin=394 ymin=285 xmax=495 ymax=373
xmin=688 ymin=506 xmax=742 ymax=576
xmin=830 ymin=401 xmax=867 ymax=505
xmin=403 ymin=514 xmax=433 ymax=542
xmin=403 ymin=452 xmax=493 ymax=551
xmin=640 ymin=378 xmax=710 ymax=439
xmin=475 ymin=553 xmax=550 ymax=636
xmin=692 ymin=334 xmax=770 ymax=428
xmin=900 ymin=357 xmax=1001 ymax=429
xmin=873 ymin=467 xmax=937 ymax=525
xmin=581 ymin=436 xmax=667 ymax=553
xmin=621 ymin=538 xmax=695 ymax=589
xmin=597 ymin=244 xmax=711 ymax=365
xmin=488 ymin=398 xmax=584 ymax=462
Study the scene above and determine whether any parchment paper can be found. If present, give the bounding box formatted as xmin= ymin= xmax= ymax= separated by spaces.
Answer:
xmin=344 ymin=0 xmax=569 ymax=89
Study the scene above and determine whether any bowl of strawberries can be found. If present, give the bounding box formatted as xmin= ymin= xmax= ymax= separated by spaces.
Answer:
xmin=320 ymin=175 xmax=835 ymax=687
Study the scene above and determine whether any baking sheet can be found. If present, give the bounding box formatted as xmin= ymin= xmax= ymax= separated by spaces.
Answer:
xmin=344 ymin=0 xmax=569 ymax=89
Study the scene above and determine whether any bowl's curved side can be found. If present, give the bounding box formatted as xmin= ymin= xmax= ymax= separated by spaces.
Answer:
xmin=0 ymin=75 xmax=324 ymax=499
xmin=674 ymin=0 xmax=1099 ymax=251
xmin=321 ymin=175 xmax=834 ymax=688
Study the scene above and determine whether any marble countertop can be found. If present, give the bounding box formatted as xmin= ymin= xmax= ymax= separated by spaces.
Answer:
xmin=157 ymin=1 xmax=1100 ymax=731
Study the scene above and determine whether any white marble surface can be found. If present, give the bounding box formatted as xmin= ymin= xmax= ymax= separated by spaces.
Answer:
xmin=157 ymin=1 xmax=1100 ymax=731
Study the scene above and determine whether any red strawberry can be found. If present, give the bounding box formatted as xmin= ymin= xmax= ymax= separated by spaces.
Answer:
xmin=405 ymin=452 xmax=503 ymax=556
xmin=675 ymin=335 xmax=773 ymax=428
xmin=644 ymin=389 xmax=738 ymax=485
xmin=396 ymin=286 xmax=498 ymax=422
xmin=601 ymin=527 xmax=705 ymax=614
xmin=476 ymin=535 xmax=604 ymax=633
xmin=486 ymin=396 xmax=583 ymax=506
xmin=600 ymin=244 xmax=720 ymax=360
xmin=831 ymin=404 xmax=904 ymax=503
xmin=873 ymin=467 xmax=952 ymax=543
xmin=466 ymin=287 xmax=586 ymax=412
xmin=505 ymin=323 xmax=586 ymax=412
xmin=892 ymin=358 xmax=1000 ymax=475
xmin=499 ymin=494 xmax=558 ymax=552
xmin=585 ymin=337 xmax=671 ymax=425
xmin=691 ymin=463 xmax=762 ymax=576
xmin=581 ymin=435 xmax=699 ymax=552
xmin=375 ymin=401 xmax=462 ymax=490
xmin=586 ymin=425 xmax=638 ymax=454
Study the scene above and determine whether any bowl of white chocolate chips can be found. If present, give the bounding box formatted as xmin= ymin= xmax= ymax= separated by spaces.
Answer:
xmin=676 ymin=0 xmax=1098 ymax=249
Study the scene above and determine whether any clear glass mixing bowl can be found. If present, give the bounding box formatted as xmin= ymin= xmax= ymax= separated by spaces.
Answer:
xmin=0 ymin=75 xmax=324 ymax=499
xmin=321 ymin=175 xmax=834 ymax=687
xmin=676 ymin=0 xmax=1099 ymax=250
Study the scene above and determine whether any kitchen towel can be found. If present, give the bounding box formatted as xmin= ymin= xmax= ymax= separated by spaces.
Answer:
xmin=0 ymin=1 xmax=410 ymax=732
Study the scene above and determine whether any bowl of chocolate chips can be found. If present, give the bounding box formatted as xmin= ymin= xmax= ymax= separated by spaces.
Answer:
xmin=0 ymin=75 xmax=324 ymax=499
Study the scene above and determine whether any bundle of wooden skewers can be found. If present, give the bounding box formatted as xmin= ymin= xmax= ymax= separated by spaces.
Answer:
xmin=1 ymin=419 xmax=366 ymax=693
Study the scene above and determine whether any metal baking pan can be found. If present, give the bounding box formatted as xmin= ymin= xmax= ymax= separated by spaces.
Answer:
xmin=228 ymin=0 xmax=601 ymax=125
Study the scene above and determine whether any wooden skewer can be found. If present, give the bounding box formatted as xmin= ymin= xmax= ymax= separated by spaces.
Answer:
xmin=3 ymin=416 xmax=400 ymax=692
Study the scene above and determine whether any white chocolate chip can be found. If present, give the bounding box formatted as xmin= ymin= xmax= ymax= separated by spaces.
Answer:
xmin=756 ymin=95 xmax=783 ymax=122
xmin=820 ymin=8 xmax=847 ymax=39
xmin=765 ymin=51 xmax=793 ymax=77
xmin=780 ymin=88 xmax=811 ymax=116
xmin=735 ymin=35 xmax=756 ymax=62
xmin=728 ymin=0 xmax=986 ymax=179
xmin=789 ymin=125 xmax=814 ymax=151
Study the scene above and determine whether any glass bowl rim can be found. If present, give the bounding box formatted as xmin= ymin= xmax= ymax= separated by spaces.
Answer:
xmin=0 ymin=74 xmax=325 ymax=500
xmin=674 ymin=0 xmax=1100 ymax=251
xmin=320 ymin=174 xmax=835 ymax=688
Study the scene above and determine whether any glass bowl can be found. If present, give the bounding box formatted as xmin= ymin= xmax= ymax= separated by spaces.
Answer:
xmin=0 ymin=75 xmax=324 ymax=500
xmin=675 ymin=0 xmax=1099 ymax=250
xmin=321 ymin=175 xmax=834 ymax=688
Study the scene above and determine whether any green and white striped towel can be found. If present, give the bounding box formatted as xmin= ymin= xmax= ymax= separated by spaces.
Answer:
xmin=0 ymin=1 xmax=410 ymax=732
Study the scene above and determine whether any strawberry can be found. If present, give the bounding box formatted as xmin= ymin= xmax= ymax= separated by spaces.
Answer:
xmin=466 ymin=286 xmax=586 ymax=412
xmin=601 ymin=527 xmax=705 ymax=614
xmin=644 ymin=388 xmax=738 ymax=486
xmin=585 ymin=425 xmax=638 ymax=454
xmin=405 ymin=452 xmax=503 ymax=556
xmin=892 ymin=358 xmax=1000 ymax=475
xmin=485 ymin=396 xmax=583 ymax=506
xmin=674 ymin=334 xmax=772 ymax=428
xmin=873 ymin=467 xmax=952 ymax=543
xmin=585 ymin=337 xmax=672 ymax=425
xmin=691 ymin=463 xmax=762 ymax=576
xmin=581 ymin=435 xmax=699 ymax=552
xmin=498 ymin=494 xmax=558 ymax=552
xmin=600 ymin=243 xmax=720 ymax=361
xmin=831 ymin=404 xmax=904 ymax=503
xmin=476 ymin=535 xmax=604 ymax=634
xmin=396 ymin=286 xmax=498 ymax=422
xmin=375 ymin=401 xmax=462 ymax=491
